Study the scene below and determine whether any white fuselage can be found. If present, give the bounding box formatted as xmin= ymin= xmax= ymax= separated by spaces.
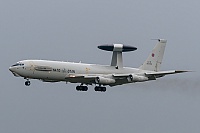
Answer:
xmin=9 ymin=60 xmax=145 ymax=83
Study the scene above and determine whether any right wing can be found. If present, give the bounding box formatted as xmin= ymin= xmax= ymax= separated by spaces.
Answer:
xmin=65 ymin=74 xmax=111 ymax=85
xmin=64 ymin=70 xmax=190 ymax=86
xmin=145 ymin=70 xmax=190 ymax=78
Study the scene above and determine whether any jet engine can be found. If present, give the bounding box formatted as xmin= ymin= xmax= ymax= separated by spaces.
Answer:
xmin=127 ymin=74 xmax=148 ymax=82
xmin=95 ymin=77 xmax=116 ymax=84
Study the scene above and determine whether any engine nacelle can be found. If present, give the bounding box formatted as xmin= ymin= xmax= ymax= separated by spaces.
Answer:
xmin=127 ymin=74 xmax=148 ymax=82
xmin=95 ymin=77 xmax=116 ymax=84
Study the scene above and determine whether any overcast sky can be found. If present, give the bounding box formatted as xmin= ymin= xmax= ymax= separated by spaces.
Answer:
xmin=0 ymin=0 xmax=200 ymax=133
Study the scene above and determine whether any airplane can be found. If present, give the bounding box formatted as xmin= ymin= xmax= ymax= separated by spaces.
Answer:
xmin=9 ymin=39 xmax=188 ymax=92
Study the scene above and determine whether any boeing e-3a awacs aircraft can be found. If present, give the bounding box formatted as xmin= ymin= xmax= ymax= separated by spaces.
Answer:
xmin=9 ymin=39 xmax=188 ymax=92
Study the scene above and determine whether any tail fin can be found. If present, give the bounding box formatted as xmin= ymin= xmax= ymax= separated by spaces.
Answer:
xmin=139 ymin=39 xmax=167 ymax=72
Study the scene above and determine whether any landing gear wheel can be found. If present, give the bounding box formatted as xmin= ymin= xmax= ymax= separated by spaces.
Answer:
xmin=94 ymin=86 xmax=106 ymax=92
xmin=25 ymin=81 xmax=31 ymax=86
xmin=102 ymin=87 xmax=106 ymax=92
xmin=76 ymin=86 xmax=88 ymax=91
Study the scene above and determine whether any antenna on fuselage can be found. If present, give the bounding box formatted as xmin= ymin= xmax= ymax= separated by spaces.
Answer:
xmin=98 ymin=44 xmax=137 ymax=69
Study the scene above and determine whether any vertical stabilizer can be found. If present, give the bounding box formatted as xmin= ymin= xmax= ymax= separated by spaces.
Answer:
xmin=139 ymin=39 xmax=167 ymax=72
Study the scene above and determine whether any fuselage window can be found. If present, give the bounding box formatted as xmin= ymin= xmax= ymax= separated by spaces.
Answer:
xmin=12 ymin=63 xmax=25 ymax=67
xmin=12 ymin=63 xmax=20 ymax=67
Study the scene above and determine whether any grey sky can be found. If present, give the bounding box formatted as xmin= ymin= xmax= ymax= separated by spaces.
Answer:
xmin=0 ymin=0 xmax=199 ymax=133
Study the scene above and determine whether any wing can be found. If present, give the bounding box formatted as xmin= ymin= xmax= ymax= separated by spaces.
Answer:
xmin=66 ymin=74 xmax=104 ymax=79
xmin=145 ymin=70 xmax=190 ymax=78
xmin=113 ymin=70 xmax=190 ymax=83
xmin=65 ymin=70 xmax=190 ymax=86
xmin=65 ymin=74 xmax=124 ymax=86
xmin=65 ymin=74 xmax=108 ymax=85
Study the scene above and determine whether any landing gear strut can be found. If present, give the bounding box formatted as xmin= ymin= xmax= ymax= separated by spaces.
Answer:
xmin=94 ymin=86 xmax=106 ymax=92
xmin=25 ymin=80 xmax=31 ymax=86
xmin=76 ymin=85 xmax=88 ymax=91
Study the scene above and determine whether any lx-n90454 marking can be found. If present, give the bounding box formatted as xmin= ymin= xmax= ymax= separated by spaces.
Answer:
xmin=9 ymin=39 xmax=189 ymax=92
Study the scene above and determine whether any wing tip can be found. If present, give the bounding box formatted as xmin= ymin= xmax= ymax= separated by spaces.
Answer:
xmin=175 ymin=70 xmax=193 ymax=73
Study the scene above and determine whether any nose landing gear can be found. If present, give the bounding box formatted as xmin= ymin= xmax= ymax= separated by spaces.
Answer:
xmin=25 ymin=80 xmax=31 ymax=86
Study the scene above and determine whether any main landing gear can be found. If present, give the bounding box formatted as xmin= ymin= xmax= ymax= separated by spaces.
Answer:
xmin=25 ymin=80 xmax=31 ymax=86
xmin=76 ymin=85 xmax=107 ymax=92
xmin=94 ymin=86 xmax=106 ymax=92
xmin=76 ymin=85 xmax=88 ymax=91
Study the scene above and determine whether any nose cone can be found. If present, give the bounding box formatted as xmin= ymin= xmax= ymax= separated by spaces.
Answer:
xmin=9 ymin=67 xmax=20 ymax=77
xmin=9 ymin=67 xmax=15 ymax=72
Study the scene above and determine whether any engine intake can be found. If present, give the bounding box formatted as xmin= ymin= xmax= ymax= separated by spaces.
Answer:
xmin=95 ymin=77 xmax=116 ymax=84
xmin=127 ymin=74 xmax=148 ymax=82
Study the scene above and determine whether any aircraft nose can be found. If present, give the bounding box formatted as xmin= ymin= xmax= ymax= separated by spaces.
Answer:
xmin=9 ymin=67 xmax=15 ymax=72
xmin=9 ymin=66 xmax=21 ymax=77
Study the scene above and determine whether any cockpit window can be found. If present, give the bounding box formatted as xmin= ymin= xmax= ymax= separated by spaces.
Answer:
xmin=12 ymin=63 xmax=24 ymax=67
